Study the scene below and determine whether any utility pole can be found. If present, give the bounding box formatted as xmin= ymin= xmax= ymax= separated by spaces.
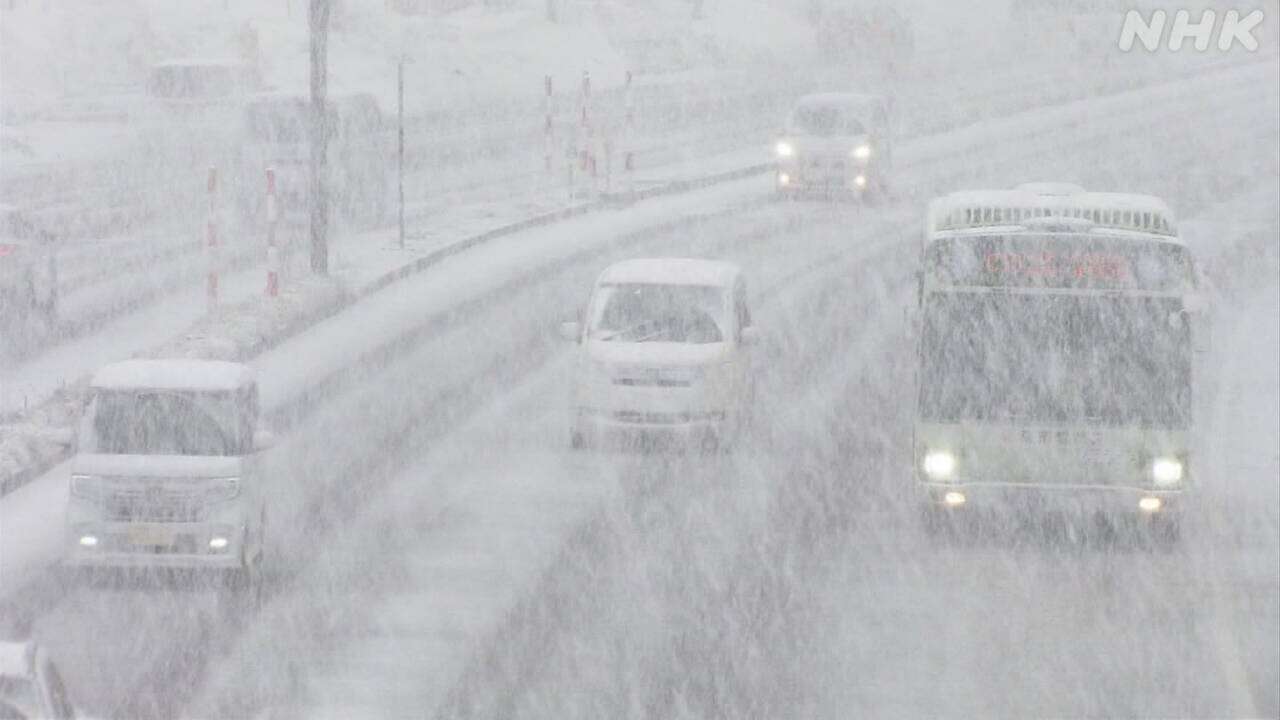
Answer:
xmin=309 ymin=0 xmax=330 ymax=275
xmin=398 ymin=56 xmax=405 ymax=250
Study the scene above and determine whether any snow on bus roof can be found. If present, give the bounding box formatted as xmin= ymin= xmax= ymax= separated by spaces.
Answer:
xmin=90 ymin=359 xmax=255 ymax=393
xmin=598 ymin=258 xmax=741 ymax=288
xmin=927 ymin=186 xmax=1177 ymax=239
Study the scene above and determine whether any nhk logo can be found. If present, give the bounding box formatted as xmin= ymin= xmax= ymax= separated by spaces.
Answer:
xmin=1118 ymin=8 xmax=1265 ymax=51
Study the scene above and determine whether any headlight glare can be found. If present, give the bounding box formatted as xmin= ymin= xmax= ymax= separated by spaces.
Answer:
xmin=775 ymin=141 xmax=794 ymax=158
xmin=851 ymin=144 xmax=872 ymax=160
xmin=922 ymin=451 xmax=957 ymax=480
xmin=1151 ymin=458 xmax=1183 ymax=486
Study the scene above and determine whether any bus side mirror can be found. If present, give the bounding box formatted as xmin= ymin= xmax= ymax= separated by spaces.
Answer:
xmin=914 ymin=269 xmax=924 ymax=306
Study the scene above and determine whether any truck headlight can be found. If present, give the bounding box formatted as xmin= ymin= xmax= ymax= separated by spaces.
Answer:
xmin=70 ymin=474 xmax=100 ymax=500
xmin=1151 ymin=458 xmax=1183 ymax=487
xmin=203 ymin=477 xmax=241 ymax=503
xmin=775 ymin=141 xmax=794 ymax=158
xmin=922 ymin=451 xmax=957 ymax=480
xmin=851 ymin=144 xmax=872 ymax=160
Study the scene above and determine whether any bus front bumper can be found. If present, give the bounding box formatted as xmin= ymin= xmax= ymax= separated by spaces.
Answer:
xmin=918 ymin=481 xmax=1184 ymax=517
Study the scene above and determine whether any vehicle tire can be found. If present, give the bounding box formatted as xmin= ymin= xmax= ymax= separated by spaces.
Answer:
xmin=223 ymin=562 xmax=263 ymax=606
xmin=254 ymin=509 xmax=268 ymax=566
xmin=699 ymin=433 xmax=721 ymax=455
xmin=1147 ymin=515 xmax=1181 ymax=550
xmin=920 ymin=504 xmax=958 ymax=542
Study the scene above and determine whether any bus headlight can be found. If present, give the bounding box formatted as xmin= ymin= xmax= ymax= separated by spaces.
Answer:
xmin=775 ymin=141 xmax=795 ymax=158
xmin=922 ymin=451 xmax=957 ymax=480
xmin=1151 ymin=458 xmax=1184 ymax=487
xmin=851 ymin=144 xmax=872 ymax=161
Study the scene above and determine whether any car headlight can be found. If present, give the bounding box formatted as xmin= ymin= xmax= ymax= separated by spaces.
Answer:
xmin=851 ymin=144 xmax=872 ymax=160
xmin=1151 ymin=458 xmax=1183 ymax=487
xmin=202 ymin=477 xmax=241 ymax=503
xmin=70 ymin=474 xmax=100 ymax=500
xmin=922 ymin=451 xmax=957 ymax=481
xmin=775 ymin=141 xmax=794 ymax=158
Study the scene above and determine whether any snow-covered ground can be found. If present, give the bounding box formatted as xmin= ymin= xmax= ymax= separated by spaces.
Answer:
xmin=1 ymin=3 xmax=1277 ymax=718
xmin=0 ymin=47 xmax=1271 ymax=717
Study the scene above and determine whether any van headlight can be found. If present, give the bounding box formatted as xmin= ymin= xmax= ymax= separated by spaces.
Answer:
xmin=1151 ymin=458 xmax=1184 ymax=487
xmin=775 ymin=141 xmax=795 ymax=158
xmin=851 ymin=144 xmax=872 ymax=160
xmin=922 ymin=451 xmax=957 ymax=481
xmin=70 ymin=474 xmax=100 ymax=500
xmin=203 ymin=477 xmax=241 ymax=503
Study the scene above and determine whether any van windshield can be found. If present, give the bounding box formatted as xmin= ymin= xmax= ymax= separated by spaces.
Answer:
xmin=590 ymin=284 xmax=727 ymax=344
xmin=789 ymin=105 xmax=866 ymax=136
xmin=86 ymin=390 xmax=252 ymax=456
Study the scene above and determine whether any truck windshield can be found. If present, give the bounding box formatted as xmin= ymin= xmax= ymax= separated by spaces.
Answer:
xmin=918 ymin=292 xmax=1191 ymax=428
xmin=86 ymin=390 xmax=251 ymax=456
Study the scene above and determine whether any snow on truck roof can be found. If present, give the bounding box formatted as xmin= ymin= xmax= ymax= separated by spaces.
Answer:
xmin=927 ymin=184 xmax=1177 ymax=241
xmin=598 ymin=259 xmax=741 ymax=288
xmin=90 ymin=360 xmax=255 ymax=393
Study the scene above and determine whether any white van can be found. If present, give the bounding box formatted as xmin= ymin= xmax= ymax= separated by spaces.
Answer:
xmin=65 ymin=360 xmax=273 ymax=586
xmin=561 ymin=258 xmax=758 ymax=452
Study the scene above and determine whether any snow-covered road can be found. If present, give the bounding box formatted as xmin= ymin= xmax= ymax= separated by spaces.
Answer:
xmin=1 ymin=54 xmax=1275 ymax=719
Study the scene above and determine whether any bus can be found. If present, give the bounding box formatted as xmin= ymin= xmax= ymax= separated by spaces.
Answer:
xmin=911 ymin=183 xmax=1206 ymax=542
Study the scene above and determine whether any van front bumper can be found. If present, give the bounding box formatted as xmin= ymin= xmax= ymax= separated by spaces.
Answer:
xmin=65 ymin=522 xmax=248 ymax=569
xmin=574 ymin=407 xmax=728 ymax=446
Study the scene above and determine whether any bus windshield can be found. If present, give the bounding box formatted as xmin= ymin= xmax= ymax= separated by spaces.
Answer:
xmin=918 ymin=292 xmax=1191 ymax=428
xmin=926 ymin=234 xmax=1194 ymax=293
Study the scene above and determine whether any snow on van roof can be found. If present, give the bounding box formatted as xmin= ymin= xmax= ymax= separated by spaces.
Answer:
xmin=598 ymin=258 xmax=741 ymax=287
xmin=0 ymin=641 xmax=35 ymax=678
xmin=90 ymin=359 xmax=255 ymax=392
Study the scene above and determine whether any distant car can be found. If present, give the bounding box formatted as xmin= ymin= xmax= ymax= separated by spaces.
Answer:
xmin=0 ymin=641 xmax=79 ymax=719
xmin=234 ymin=92 xmax=391 ymax=228
xmin=65 ymin=360 xmax=274 ymax=589
xmin=145 ymin=58 xmax=261 ymax=113
xmin=773 ymin=92 xmax=894 ymax=200
xmin=561 ymin=258 xmax=758 ymax=452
